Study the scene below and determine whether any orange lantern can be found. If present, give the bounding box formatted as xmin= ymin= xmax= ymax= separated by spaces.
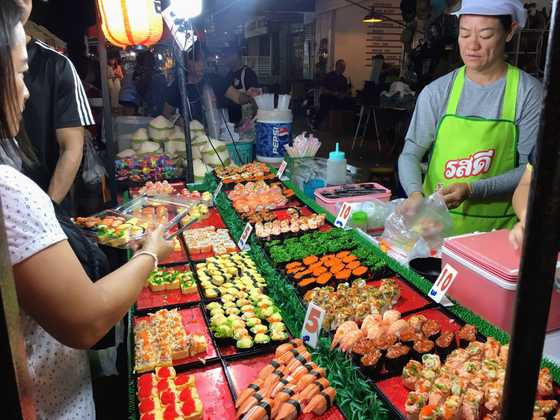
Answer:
xmin=97 ymin=0 xmax=163 ymax=48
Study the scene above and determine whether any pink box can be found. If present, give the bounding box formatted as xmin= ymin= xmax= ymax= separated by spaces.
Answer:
xmin=442 ymin=230 xmax=560 ymax=333
xmin=314 ymin=183 xmax=391 ymax=216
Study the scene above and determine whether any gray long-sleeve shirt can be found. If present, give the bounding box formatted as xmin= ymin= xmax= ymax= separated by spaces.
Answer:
xmin=398 ymin=68 xmax=543 ymax=199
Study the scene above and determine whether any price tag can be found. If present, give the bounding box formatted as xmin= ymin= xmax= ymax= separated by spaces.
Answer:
xmin=334 ymin=202 xmax=352 ymax=229
xmin=213 ymin=182 xmax=223 ymax=202
xmin=429 ymin=263 xmax=458 ymax=303
xmin=277 ymin=160 xmax=288 ymax=180
xmin=301 ymin=302 xmax=325 ymax=348
xmin=237 ymin=223 xmax=253 ymax=251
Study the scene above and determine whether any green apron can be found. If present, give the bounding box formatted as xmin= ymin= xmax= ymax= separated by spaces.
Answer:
xmin=423 ymin=65 xmax=520 ymax=235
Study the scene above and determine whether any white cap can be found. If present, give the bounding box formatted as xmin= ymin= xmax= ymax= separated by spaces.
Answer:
xmin=451 ymin=0 xmax=527 ymax=29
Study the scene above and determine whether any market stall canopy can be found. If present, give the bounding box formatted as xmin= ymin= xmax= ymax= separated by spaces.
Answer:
xmin=24 ymin=20 xmax=66 ymax=51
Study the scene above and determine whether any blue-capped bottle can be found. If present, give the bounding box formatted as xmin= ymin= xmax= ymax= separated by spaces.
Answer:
xmin=326 ymin=142 xmax=347 ymax=186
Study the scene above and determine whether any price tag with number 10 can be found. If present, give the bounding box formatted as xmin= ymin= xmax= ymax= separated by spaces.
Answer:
xmin=429 ymin=263 xmax=458 ymax=304
xmin=334 ymin=202 xmax=352 ymax=229
xmin=301 ymin=302 xmax=325 ymax=348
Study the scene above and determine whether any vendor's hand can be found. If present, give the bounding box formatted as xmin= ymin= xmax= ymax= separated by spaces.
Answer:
xmin=441 ymin=183 xmax=471 ymax=209
xmin=509 ymin=221 xmax=526 ymax=251
xmin=399 ymin=192 xmax=424 ymax=217
xmin=246 ymin=87 xmax=263 ymax=98
xmin=141 ymin=225 xmax=175 ymax=261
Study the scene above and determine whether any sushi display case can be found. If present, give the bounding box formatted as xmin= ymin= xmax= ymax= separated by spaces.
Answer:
xmin=125 ymin=165 xmax=560 ymax=420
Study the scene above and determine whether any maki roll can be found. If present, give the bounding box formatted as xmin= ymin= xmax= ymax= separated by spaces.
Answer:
xmin=399 ymin=326 xmax=422 ymax=347
xmin=351 ymin=337 xmax=376 ymax=365
xmin=254 ymin=333 xmax=271 ymax=345
xmin=435 ymin=331 xmax=456 ymax=360
xmin=402 ymin=360 xmax=423 ymax=390
xmin=251 ymin=325 xmax=268 ymax=335
xmin=409 ymin=315 xmax=428 ymax=333
xmin=237 ymin=336 xmax=254 ymax=350
xmin=360 ymin=349 xmax=383 ymax=377
xmin=270 ymin=330 xmax=289 ymax=342
xmin=412 ymin=339 xmax=435 ymax=361
xmin=207 ymin=302 xmax=221 ymax=311
xmin=421 ymin=319 xmax=441 ymax=341
xmin=245 ymin=318 xmax=262 ymax=328
xmin=457 ymin=324 xmax=477 ymax=348
xmin=374 ymin=333 xmax=398 ymax=355
xmin=385 ymin=343 xmax=411 ymax=374
xmin=233 ymin=328 xmax=250 ymax=341
xmin=405 ymin=392 xmax=428 ymax=420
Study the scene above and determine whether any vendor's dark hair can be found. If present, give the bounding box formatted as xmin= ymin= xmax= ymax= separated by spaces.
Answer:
xmin=497 ymin=15 xmax=513 ymax=33
xmin=0 ymin=0 xmax=22 ymax=141
xmin=0 ymin=0 xmax=38 ymax=168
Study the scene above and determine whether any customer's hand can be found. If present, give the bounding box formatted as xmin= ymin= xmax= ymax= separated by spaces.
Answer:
xmin=247 ymin=87 xmax=263 ymax=98
xmin=142 ymin=225 xmax=175 ymax=261
xmin=509 ymin=221 xmax=526 ymax=251
xmin=399 ymin=192 xmax=424 ymax=218
xmin=441 ymin=183 xmax=471 ymax=209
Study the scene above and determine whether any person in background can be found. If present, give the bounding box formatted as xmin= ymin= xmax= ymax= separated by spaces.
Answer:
xmin=222 ymin=46 xmax=259 ymax=125
xmin=398 ymin=0 xmax=542 ymax=236
xmin=509 ymin=150 xmax=535 ymax=250
xmin=313 ymin=59 xmax=351 ymax=129
xmin=0 ymin=4 xmax=174 ymax=420
xmin=119 ymin=50 xmax=168 ymax=117
xmin=163 ymin=42 xmax=256 ymax=126
xmin=19 ymin=0 xmax=94 ymax=211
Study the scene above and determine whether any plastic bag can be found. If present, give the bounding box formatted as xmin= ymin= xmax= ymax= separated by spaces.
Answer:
xmin=83 ymin=132 xmax=107 ymax=185
xmin=382 ymin=192 xmax=452 ymax=258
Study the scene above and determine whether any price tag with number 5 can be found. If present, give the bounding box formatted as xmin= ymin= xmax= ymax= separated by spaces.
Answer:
xmin=429 ymin=263 xmax=458 ymax=303
xmin=301 ymin=302 xmax=325 ymax=348
xmin=334 ymin=202 xmax=352 ymax=229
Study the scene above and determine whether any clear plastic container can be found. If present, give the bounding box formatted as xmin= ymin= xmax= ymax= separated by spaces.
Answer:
xmin=350 ymin=211 xmax=368 ymax=231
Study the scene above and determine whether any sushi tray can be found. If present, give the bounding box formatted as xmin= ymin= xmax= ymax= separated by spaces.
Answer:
xmin=135 ymin=361 xmax=238 ymax=420
xmin=225 ymin=180 xmax=300 ymax=215
xmin=130 ymin=181 xmax=214 ymax=206
xmin=184 ymin=227 xmax=238 ymax=263
xmin=135 ymin=265 xmax=200 ymax=314
xmin=132 ymin=306 xmax=218 ymax=374
xmin=225 ymin=339 xmax=344 ymax=420
xmin=251 ymin=207 xmax=331 ymax=243
xmin=215 ymin=162 xmax=277 ymax=187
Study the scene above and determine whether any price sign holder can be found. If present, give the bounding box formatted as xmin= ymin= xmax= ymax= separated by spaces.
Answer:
xmin=213 ymin=181 xmax=223 ymax=203
xmin=429 ymin=263 xmax=458 ymax=305
xmin=334 ymin=202 xmax=352 ymax=229
xmin=277 ymin=160 xmax=288 ymax=180
xmin=237 ymin=223 xmax=253 ymax=251
xmin=301 ymin=302 xmax=325 ymax=348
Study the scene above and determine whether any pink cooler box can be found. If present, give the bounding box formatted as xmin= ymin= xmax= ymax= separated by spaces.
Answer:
xmin=443 ymin=229 xmax=560 ymax=333
xmin=314 ymin=183 xmax=392 ymax=216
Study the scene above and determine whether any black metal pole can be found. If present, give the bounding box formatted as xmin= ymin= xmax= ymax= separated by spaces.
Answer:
xmin=502 ymin=1 xmax=560 ymax=418
xmin=173 ymin=43 xmax=195 ymax=184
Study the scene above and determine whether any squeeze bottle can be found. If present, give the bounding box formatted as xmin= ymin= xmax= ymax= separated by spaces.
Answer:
xmin=326 ymin=142 xmax=347 ymax=186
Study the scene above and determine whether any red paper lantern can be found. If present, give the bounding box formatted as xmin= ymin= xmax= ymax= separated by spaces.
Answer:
xmin=97 ymin=0 xmax=163 ymax=48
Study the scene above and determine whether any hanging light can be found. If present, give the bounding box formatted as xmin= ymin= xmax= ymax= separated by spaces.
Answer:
xmin=97 ymin=0 xmax=163 ymax=48
xmin=169 ymin=0 xmax=202 ymax=20
xmin=363 ymin=8 xmax=385 ymax=23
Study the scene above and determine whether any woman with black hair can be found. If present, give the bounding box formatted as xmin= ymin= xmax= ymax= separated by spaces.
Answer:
xmin=0 ymin=1 xmax=174 ymax=418
xmin=398 ymin=0 xmax=543 ymax=236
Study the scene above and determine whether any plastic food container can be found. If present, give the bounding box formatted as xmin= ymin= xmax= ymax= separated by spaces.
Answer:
xmin=442 ymin=230 xmax=560 ymax=333
xmin=351 ymin=211 xmax=368 ymax=231
xmin=314 ymin=182 xmax=391 ymax=216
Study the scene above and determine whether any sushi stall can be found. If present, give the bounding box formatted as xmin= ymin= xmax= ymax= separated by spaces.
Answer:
xmin=111 ymin=157 xmax=560 ymax=420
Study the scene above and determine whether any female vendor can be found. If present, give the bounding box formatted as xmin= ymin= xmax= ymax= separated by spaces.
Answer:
xmin=398 ymin=0 xmax=543 ymax=235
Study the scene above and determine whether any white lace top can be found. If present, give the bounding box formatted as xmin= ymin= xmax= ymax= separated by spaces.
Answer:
xmin=0 ymin=165 xmax=95 ymax=419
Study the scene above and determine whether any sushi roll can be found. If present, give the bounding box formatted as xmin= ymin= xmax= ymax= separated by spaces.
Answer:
xmin=233 ymin=328 xmax=250 ymax=341
xmin=421 ymin=320 xmax=441 ymax=341
xmin=251 ymin=325 xmax=268 ymax=335
xmin=245 ymin=318 xmax=262 ymax=328
xmin=402 ymin=360 xmax=423 ymax=390
xmin=421 ymin=354 xmax=441 ymax=371
xmin=254 ymin=333 xmax=271 ymax=345
xmin=360 ymin=349 xmax=383 ymax=377
xmin=351 ymin=337 xmax=375 ymax=365
xmin=409 ymin=315 xmax=428 ymax=333
xmin=457 ymin=324 xmax=477 ymax=348
xmin=405 ymin=392 xmax=429 ymax=420
xmin=237 ymin=336 xmax=254 ymax=350
xmin=374 ymin=333 xmax=398 ymax=356
xmin=225 ymin=307 xmax=240 ymax=316
xmin=385 ymin=343 xmax=411 ymax=374
xmin=399 ymin=326 xmax=422 ymax=347
xmin=270 ymin=330 xmax=289 ymax=342
xmin=207 ymin=302 xmax=221 ymax=311
xmin=440 ymin=395 xmax=461 ymax=420
xmin=435 ymin=331 xmax=456 ymax=360
xmin=412 ymin=339 xmax=435 ymax=361
xmin=267 ymin=313 xmax=283 ymax=323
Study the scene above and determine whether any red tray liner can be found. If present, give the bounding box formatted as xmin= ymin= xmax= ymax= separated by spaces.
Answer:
xmin=369 ymin=277 xmax=431 ymax=315
xmin=134 ymin=306 xmax=217 ymax=367
xmin=130 ymin=182 xmax=187 ymax=198
xmin=189 ymin=208 xmax=226 ymax=230
xmin=374 ymin=308 xmax=465 ymax=416
xmin=226 ymin=353 xmax=345 ymax=420
xmin=177 ymin=364 xmax=237 ymax=420
xmin=160 ymin=248 xmax=189 ymax=266
xmin=136 ymin=265 xmax=200 ymax=311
